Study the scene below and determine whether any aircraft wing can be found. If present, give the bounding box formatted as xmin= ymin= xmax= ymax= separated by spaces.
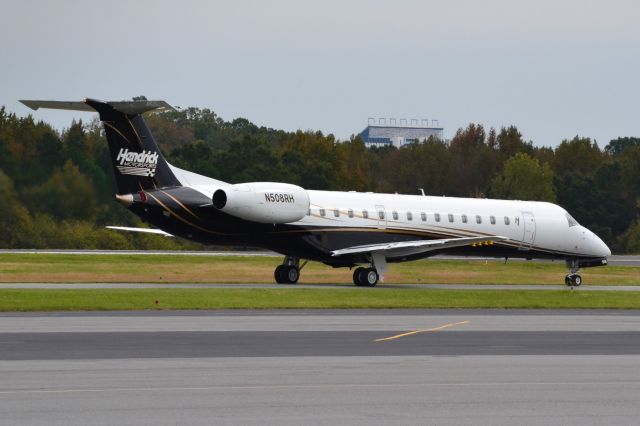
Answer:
xmin=106 ymin=226 xmax=173 ymax=237
xmin=331 ymin=235 xmax=508 ymax=258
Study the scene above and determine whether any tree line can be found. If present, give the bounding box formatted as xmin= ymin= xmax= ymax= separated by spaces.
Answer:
xmin=0 ymin=106 xmax=638 ymax=252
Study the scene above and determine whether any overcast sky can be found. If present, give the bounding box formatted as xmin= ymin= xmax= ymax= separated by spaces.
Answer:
xmin=2 ymin=0 xmax=639 ymax=146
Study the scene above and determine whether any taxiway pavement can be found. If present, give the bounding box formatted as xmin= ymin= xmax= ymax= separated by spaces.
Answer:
xmin=1 ymin=310 xmax=640 ymax=425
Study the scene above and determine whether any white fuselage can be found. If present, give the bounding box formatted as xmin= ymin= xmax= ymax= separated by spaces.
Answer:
xmin=179 ymin=164 xmax=610 ymax=260
xmin=294 ymin=190 xmax=610 ymax=259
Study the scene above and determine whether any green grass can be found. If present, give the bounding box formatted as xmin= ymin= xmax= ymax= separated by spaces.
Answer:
xmin=0 ymin=253 xmax=638 ymax=285
xmin=1 ymin=254 xmax=638 ymax=311
xmin=1 ymin=288 xmax=640 ymax=311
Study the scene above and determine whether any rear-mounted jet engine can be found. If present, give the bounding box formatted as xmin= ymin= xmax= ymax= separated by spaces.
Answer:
xmin=212 ymin=182 xmax=310 ymax=224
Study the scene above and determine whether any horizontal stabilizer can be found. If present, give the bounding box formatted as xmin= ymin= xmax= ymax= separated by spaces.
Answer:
xmin=106 ymin=226 xmax=173 ymax=237
xmin=20 ymin=98 xmax=176 ymax=115
xmin=332 ymin=235 xmax=508 ymax=258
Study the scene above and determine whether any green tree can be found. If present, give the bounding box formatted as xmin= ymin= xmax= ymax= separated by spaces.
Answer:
xmin=0 ymin=170 xmax=38 ymax=248
xmin=381 ymin=136 xmax=451 ymax=195
xmin=619 ymin=219 xmax=640 ymax=253
xmin=447 ymin=124 xmax=499 ymax=197
xmin=553 ymin=136 xmax=603 ymax=178
xmin=605 ymin=137 xmax=640 ymax=156
xmin=490 ymin=153 xmax=556 ymax=202
xmin=335 ymin=137 xmax=374 ymax=191
xmin=618 ymin=143 xmax=640 ymax=205
xmin=496 ymin=125 xmax=534 ymax=159
xmin=617 ymin=200 xmax=640 ymax=253
xmin=0 ymin=136 xmax=17 ymax=178
xmin=23 ymin=161 xmax=97 ymax=221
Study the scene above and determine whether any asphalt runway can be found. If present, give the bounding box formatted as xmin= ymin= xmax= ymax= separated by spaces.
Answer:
xmin=1 ymin=310 xmax=640 ymax=425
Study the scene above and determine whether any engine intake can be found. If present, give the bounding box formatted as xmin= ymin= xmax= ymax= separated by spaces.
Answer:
xmin=212 ymin=189 xmax=227 ymax=209
xmin=212 ymin=182 xmax=310 ymax=224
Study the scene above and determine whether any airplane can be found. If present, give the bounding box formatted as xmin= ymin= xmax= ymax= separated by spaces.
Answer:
xmin=20 ymin=98 xmax=611 ymax=287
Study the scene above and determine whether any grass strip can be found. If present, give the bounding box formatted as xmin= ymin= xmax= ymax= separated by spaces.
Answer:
xmin=1 ymin=288 xmax=640 ymax=311
xmin=0 ymin=254 xmax=638 ymax=285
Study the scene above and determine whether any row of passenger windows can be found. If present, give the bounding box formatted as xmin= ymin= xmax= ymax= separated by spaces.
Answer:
xmin=314 ymin=208 xmax=513 ymax=225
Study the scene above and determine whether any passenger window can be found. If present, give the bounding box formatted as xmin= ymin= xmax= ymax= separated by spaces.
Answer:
xmin=476 ymin=215 xmax=482 ymax=224
xmin=333 ymin=209 xmax=340 ymax=217
xmin=378 ymin=210 xmax=385 ymax=220
xmin=319 ymin=208 xmax=325 ymax=217
xmin=348 ymin=209 xmax=354 ymax=218
xmin=407 ymin=212 xmax=413 ymax=221
xmin=504 ymin=216 xmax=510 ymax=225
xmin=435 ymin=213 xmax=441 ymax=222
xmin=462 ymin=214 xmax=468 ymax=223
xmin=392 ymin=211 xmax=398 ymax=220
xmin=490 ymin=215 xmax=496 ymax=225
xmin=362 ymin=209 xmax=368 ymax=219
xmin=421 ymin=212 xmax=427 ymax=221
xmin=448 ymin=213 xmax=454 ymax=223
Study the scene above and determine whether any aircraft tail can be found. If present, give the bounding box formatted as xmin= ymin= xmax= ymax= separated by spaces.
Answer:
xmin=20 ymin=98 xmax=181 ymax=194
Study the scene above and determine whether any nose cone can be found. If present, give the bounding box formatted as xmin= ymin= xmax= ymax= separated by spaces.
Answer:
xmin=588 ymin=231 xmax=611 ymax=257
xmin=596 ymin=236 xmax=612 ymax=257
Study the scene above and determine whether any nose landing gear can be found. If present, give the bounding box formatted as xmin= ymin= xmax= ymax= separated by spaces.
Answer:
xmin=565 ymin=273 xmax=582 ymax=287
xmin=565 ymin=259 xmax=582 ymax=288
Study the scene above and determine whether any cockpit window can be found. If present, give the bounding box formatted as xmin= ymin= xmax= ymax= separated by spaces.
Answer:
xmin=566 ymin=213 xmax=579 ymax=227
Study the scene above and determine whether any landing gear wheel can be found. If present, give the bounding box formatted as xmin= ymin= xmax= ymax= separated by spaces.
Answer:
xmin=275 ymin=265 xmax=299 ymax=284
xmin=358 ymin=268 xmax=378 ymax=287
xmin=275 ymin=265 xmax=286 ymax=284
xmin=285 ymin=265 xmax=299 ymax=284
xmin=565 ymin=273 xmax=582 ymax=288
xmin=573 ymin=274 xmax=582 ymax=287
xmin=353 ymin=267 xmax=365 ymax=286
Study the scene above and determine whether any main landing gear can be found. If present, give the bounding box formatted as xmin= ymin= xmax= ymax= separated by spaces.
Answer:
xmin=352 ymin=267 xmax=379 ymax=287
xmin=352 ymin=253 xmax=387 ymax=287
xmin=565 ymin=259 xmax=582 ymax=288
xmin=274 ymin=256 xmax=307 ymax=284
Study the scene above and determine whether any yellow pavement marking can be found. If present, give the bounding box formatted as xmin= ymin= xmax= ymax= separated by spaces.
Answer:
xmin=374 ymin=320 xmax=469 ymax=342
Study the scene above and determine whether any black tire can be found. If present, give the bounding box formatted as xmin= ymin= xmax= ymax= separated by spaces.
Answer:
xmin=565 ymin=273 xmax=582 ymax=288
xmin=286 ymin=265 xmax=299 ymax=284
xmin=363 ymin=268 xmax=378 ymax=287
xmin=353 ymin=267 xmax=364 ymax=286
xmin=274 ymin=265 xmax=286 ymax=284
xmin=573 ymin=274 xmax=582 ymax=287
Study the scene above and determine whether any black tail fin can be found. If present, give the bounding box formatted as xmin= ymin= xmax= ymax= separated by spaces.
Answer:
xmin=84 ymin=99 xmax=180 ymax=194
xmin=20 ymin=98 xmax=181 ymax=194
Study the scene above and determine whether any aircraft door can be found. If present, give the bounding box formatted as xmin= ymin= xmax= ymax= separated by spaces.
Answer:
xmin=520 ymin=211 xmax=536 ymax=250
xmin=375 ymin=205 xmax=387 ymax=230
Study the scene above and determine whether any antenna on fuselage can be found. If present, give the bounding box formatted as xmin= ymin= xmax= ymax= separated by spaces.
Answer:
xmin=418 ymin=188 xmax=426 ymax=196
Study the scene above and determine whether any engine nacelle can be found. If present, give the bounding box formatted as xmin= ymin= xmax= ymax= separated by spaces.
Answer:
xmin=212 ymin=182 xmax=310 ymax=224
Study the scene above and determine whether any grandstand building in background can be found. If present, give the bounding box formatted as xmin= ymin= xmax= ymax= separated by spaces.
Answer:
xmin=359 ymin=118 xmax=444 ymax=148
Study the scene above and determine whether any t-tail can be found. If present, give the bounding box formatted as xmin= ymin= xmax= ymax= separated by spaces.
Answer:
xmin=19 ymin=98 xmax=180 ymax=194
